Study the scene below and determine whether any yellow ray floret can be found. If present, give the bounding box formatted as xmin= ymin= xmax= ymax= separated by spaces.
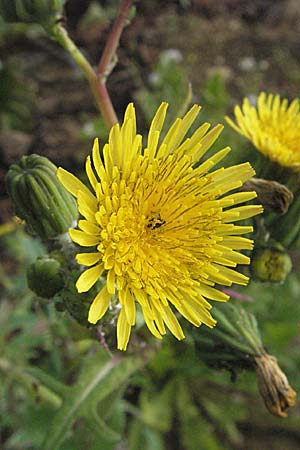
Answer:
xmin=57 ymin=102 xmax=263 ymax=351
xmin=226 ymin=92 xmax=300 ymax=170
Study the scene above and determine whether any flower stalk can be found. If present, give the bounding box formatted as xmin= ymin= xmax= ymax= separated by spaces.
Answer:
xmin=48 ymin=0 xmax=133 ymax=129
xmin=50 ymin=23 xmax=118 ymax=129
xmin=97 ymin=0 xmax=132 ymax=81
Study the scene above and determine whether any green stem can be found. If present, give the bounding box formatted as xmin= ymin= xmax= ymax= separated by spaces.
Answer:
xmin=0 ymin=357 xmax=62 ymax=409
xmin=51 ymin=24 xmax=118 ymax=129
xmin=212 ymin=328 xmax=256 ymax=355
xmin=234 ymin=317 xmax=264 ymax=356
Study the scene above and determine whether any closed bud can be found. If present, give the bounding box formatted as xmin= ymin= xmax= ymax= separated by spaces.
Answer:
xmin=27 ymin=255 xmax=64 ymax=298
xmin=0 ymin=0 xmax=65 ymax=28
xmin=251 ymin=243 xmax=292 ymax=283
xmin=6 ymin=154 xmax=78 ymax=240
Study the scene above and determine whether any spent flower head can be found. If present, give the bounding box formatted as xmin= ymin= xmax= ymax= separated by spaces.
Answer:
xmin=226 ymin=92 xmax=300 ymax=171
xmin=57 ymin=102 xmax=262 ymax=350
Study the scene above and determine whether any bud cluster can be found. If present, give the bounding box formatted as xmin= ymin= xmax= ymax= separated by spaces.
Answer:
xmin=0 ymin=0 xmax=65 ymax=29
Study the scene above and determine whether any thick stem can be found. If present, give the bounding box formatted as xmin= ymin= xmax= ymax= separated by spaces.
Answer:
xmin=97 ymin=0 xmax=133 ymax=79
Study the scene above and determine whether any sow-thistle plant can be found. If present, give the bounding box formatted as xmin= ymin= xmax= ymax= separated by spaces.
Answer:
xmin=226 ymin=92 xmax=300 ymax=249
xmin=57 ymin=102 xmax=263 ymax=351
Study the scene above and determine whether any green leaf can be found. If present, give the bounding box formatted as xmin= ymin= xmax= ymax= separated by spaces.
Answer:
xmin=38 ymin=350 xmax=144 ymax=450
xmin=176 ymin=381 xmax=225 ymax=450
xmin=139 ymin=379 xmax=175 ymax=431
xmin=128 ymin=417 xmax=165 ymax=450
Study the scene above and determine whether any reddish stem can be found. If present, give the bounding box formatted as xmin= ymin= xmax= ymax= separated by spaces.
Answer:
xmin=95 ymin=80 xmax=119 ymax=127
xmin=97 ymin=0 xmax=132 ymax=79
xmin=96 ymin=326 xmax=113 ymax=358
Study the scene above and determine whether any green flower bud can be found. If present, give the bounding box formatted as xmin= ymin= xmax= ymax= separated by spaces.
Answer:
xmin=0 ymin=0 xmax=65 ymax=28
xmin=6 ymin=154 xmax=78 ymax=240
xmin=27 ymin=255 xmax=64 ymax=298
xmin=251 ymin=243 xmax=292 ymax=283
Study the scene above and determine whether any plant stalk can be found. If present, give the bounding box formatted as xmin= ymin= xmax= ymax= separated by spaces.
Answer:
xmin=51 ymin=24 xmax=118 ymax=129
xmin=97 ymin=0 xmax=133 ymax=80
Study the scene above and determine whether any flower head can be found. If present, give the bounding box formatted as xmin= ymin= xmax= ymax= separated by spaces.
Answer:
xmin=57 ymin=103 xmax=262 ymax=350
xmin=226 ymin=92 xmax=300 ymax=170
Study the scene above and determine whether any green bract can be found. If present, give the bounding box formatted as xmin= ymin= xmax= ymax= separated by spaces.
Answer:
xmin=6 ymin=154 xmax=78 ymax=239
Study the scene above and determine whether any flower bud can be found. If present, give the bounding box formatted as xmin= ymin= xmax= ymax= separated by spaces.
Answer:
xmin=0 ymin=0 xmax=65 ymax=28
xmin=6 ymin=154 xmax=78 ymax=240
xmin=251 ymin=243 xmax=292 ymax=283
xmin=27 ymin=255 xmax=64 ymax=298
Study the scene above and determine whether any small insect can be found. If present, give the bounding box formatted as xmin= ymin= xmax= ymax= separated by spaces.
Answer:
xmin=147 ymin=213 xmax=166 ymax=230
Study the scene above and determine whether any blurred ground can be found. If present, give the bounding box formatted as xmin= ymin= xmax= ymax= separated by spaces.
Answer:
xmin=1 ymin=0 xmax=300 ymax=165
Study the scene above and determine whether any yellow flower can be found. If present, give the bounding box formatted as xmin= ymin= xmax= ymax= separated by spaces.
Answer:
xmin=57 ymin=103 xmax=262 ymax=350
xmin=226 ymin=92 xmax=300 ymax=170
